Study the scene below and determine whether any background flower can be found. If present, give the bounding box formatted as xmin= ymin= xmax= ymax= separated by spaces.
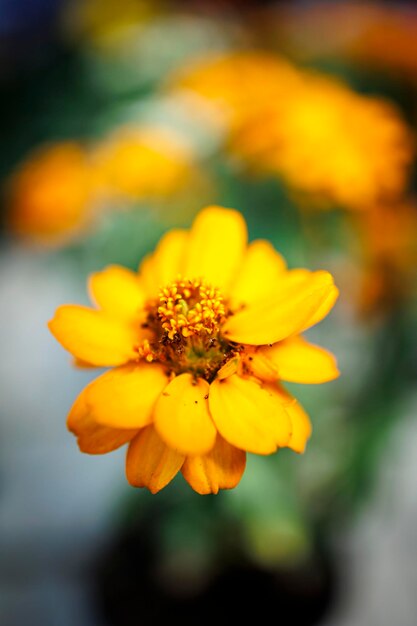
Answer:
xmin=171 ymin=51 xmax=414 ymax=210
xmin=6 ymin=141 xmax=96 ymax=245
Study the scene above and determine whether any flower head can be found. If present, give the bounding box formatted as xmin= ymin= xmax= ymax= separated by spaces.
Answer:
xmin=92 ymin=125 xmax=197 ymax=202
xmin=49 ymin=206 xmax=339 ymax=494
xmin=172 ymin=51 xmax=413 ymax=210
xmin=172 ymin=51 xmax=299 ymax=132
xmin=7 ymin=142 xmax=95 ymax=244
xmin=6 ymin=127 xmax=210 ymax=246
xmin=234 ymin=72 xmax=413 ymax=210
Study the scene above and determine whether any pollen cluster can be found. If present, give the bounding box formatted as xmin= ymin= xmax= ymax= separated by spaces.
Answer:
xmin=157 ymin=278 xmax=227 ymax=339
xmin=136 ymin=277 xmax=237 ymax=381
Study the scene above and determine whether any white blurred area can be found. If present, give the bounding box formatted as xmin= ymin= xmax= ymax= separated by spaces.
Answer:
xmin=0 ymin=243 xmax=129 ymax=626
xmin=324 ymin=390 xmax=417 ymax=626
xmin=0 ymin=242 xmax=416 ymax=626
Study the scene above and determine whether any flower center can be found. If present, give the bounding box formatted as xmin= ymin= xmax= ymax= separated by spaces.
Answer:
xmin=158 ymin=278 xmax=227 ymax=339
xmin=136 ymin=278 xmax=240 ymax=381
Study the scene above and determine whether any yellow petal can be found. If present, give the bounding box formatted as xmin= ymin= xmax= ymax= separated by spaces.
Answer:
xmin=126 ymin=426 xmax=185 ymax=493
xmin=216 ymin=354 xmax=241 ymax=380
xmin=222 ymin=271 xmax=336 ymax=345
xmin=302 ymin=285 xmax=339 ymax=331
xmin=88 ymin=265 xmax=146 ymax=321
xmin=67 ymin=384 xmax=137 ymax=454
xmin=245 ymin=350 xmax=279 ymax=382
xmin=230 ymin=240 xmax=287 ymax=309
xmin=274 ymin=269 xmax=339 ymax=331
xmin=258 ymin=335 xmax=339 ymax=384
xmin=137 ymin=255 xmax=155 ymax=297
xmin=154 ymin=373 xmax=216 ymax=455
xmin=181 ymin=435 xmax=246 ymax=494
xmin=138 ymin=229 xmax=188 ymax=296
xmin=273 ymin=386 xmax=312 ymax=453
xmin=48 ymin=305 xmax=140 ymax=366
xmin=276 ymin=268 xmax=312 ymax=291
xmin=209 ymin=374 xmax=292 ymax=454
xmin=183 ymin=206 xmax=247 ymax=292
xmin=85 ymin=363 xmax=168 ymax=428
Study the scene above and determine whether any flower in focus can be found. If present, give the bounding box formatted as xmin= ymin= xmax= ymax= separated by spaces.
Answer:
xmin=172 ymin=51 xmax=413 ymax=210
xmin=91 ymin=125 xmax=204 ymax=206
xmin=7 ymin=142 xmax=95 ymax=245
xmin=49 ymin=205 xmax=339 ymax=494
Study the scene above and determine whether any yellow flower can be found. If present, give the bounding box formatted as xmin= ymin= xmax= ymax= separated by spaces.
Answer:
xmin=7 ymin=142 xmax=95 ymax=245
xmin=172 ymin=51 xmax=413 ymax=210
xmin=171 ymin=51 xmax=299 ymax=132
xmin=91 ymin=125 xmax=200 ymax=203
xmin=234 ymin=72 xmax=413 ymax=210
xmin=49 ymin=206 xmax=339 ymax=494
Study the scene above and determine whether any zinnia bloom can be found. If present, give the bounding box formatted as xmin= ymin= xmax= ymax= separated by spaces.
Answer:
xmin=7 ymin=142 xmax=95 ymax=245
xmin=49 ymin=206 xmax=339 ymax=494
xmin=171 ymin=51 xmax=299 ymax=133
xmin=234 ymin=72 xmax=413 ymax=210
xmin=172 ymin=51 xmax=413 ymax=210
xmin=91 ymin=125 xmax=199 ymax=203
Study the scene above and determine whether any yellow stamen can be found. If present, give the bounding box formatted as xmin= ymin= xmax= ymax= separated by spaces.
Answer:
xmin=135 ymin=339 xmax=156 ymax=362
xmin=157 ymin=278 xmax=226 ymax=340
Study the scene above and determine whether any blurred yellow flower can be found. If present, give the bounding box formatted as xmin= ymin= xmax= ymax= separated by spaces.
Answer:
xmin=49 ymin=205 xmax=339 ymax=494
xmin=172 ymin=51 xmax=299 ymax=132
xmin=7 ymin=142 xmax=95 ymax=245
xmin=234 ymin=73 xmax=413 ymax=210
xmin=7 ymin=126 xmax=211 ymax=245
xmin=92 ymin=125 xmax=201 ymax=203
xmin=173 ymin=51 xmax=413 ymax=210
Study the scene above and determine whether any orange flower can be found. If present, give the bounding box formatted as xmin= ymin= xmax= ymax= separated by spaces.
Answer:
xmin=263 ymin=2 xmax=417 ymax=81
xmin=352 ymin=200 xmax=417 ymax=315
xmin=233 ymin=72 xmax=413 ymax=210
xmin=49 ymin=206 xmax=339 ymax=494
xmin=7 ymin=142 xmax=95 ymax=244
xmin=172 ymin=51 xmax=413 ymax=210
